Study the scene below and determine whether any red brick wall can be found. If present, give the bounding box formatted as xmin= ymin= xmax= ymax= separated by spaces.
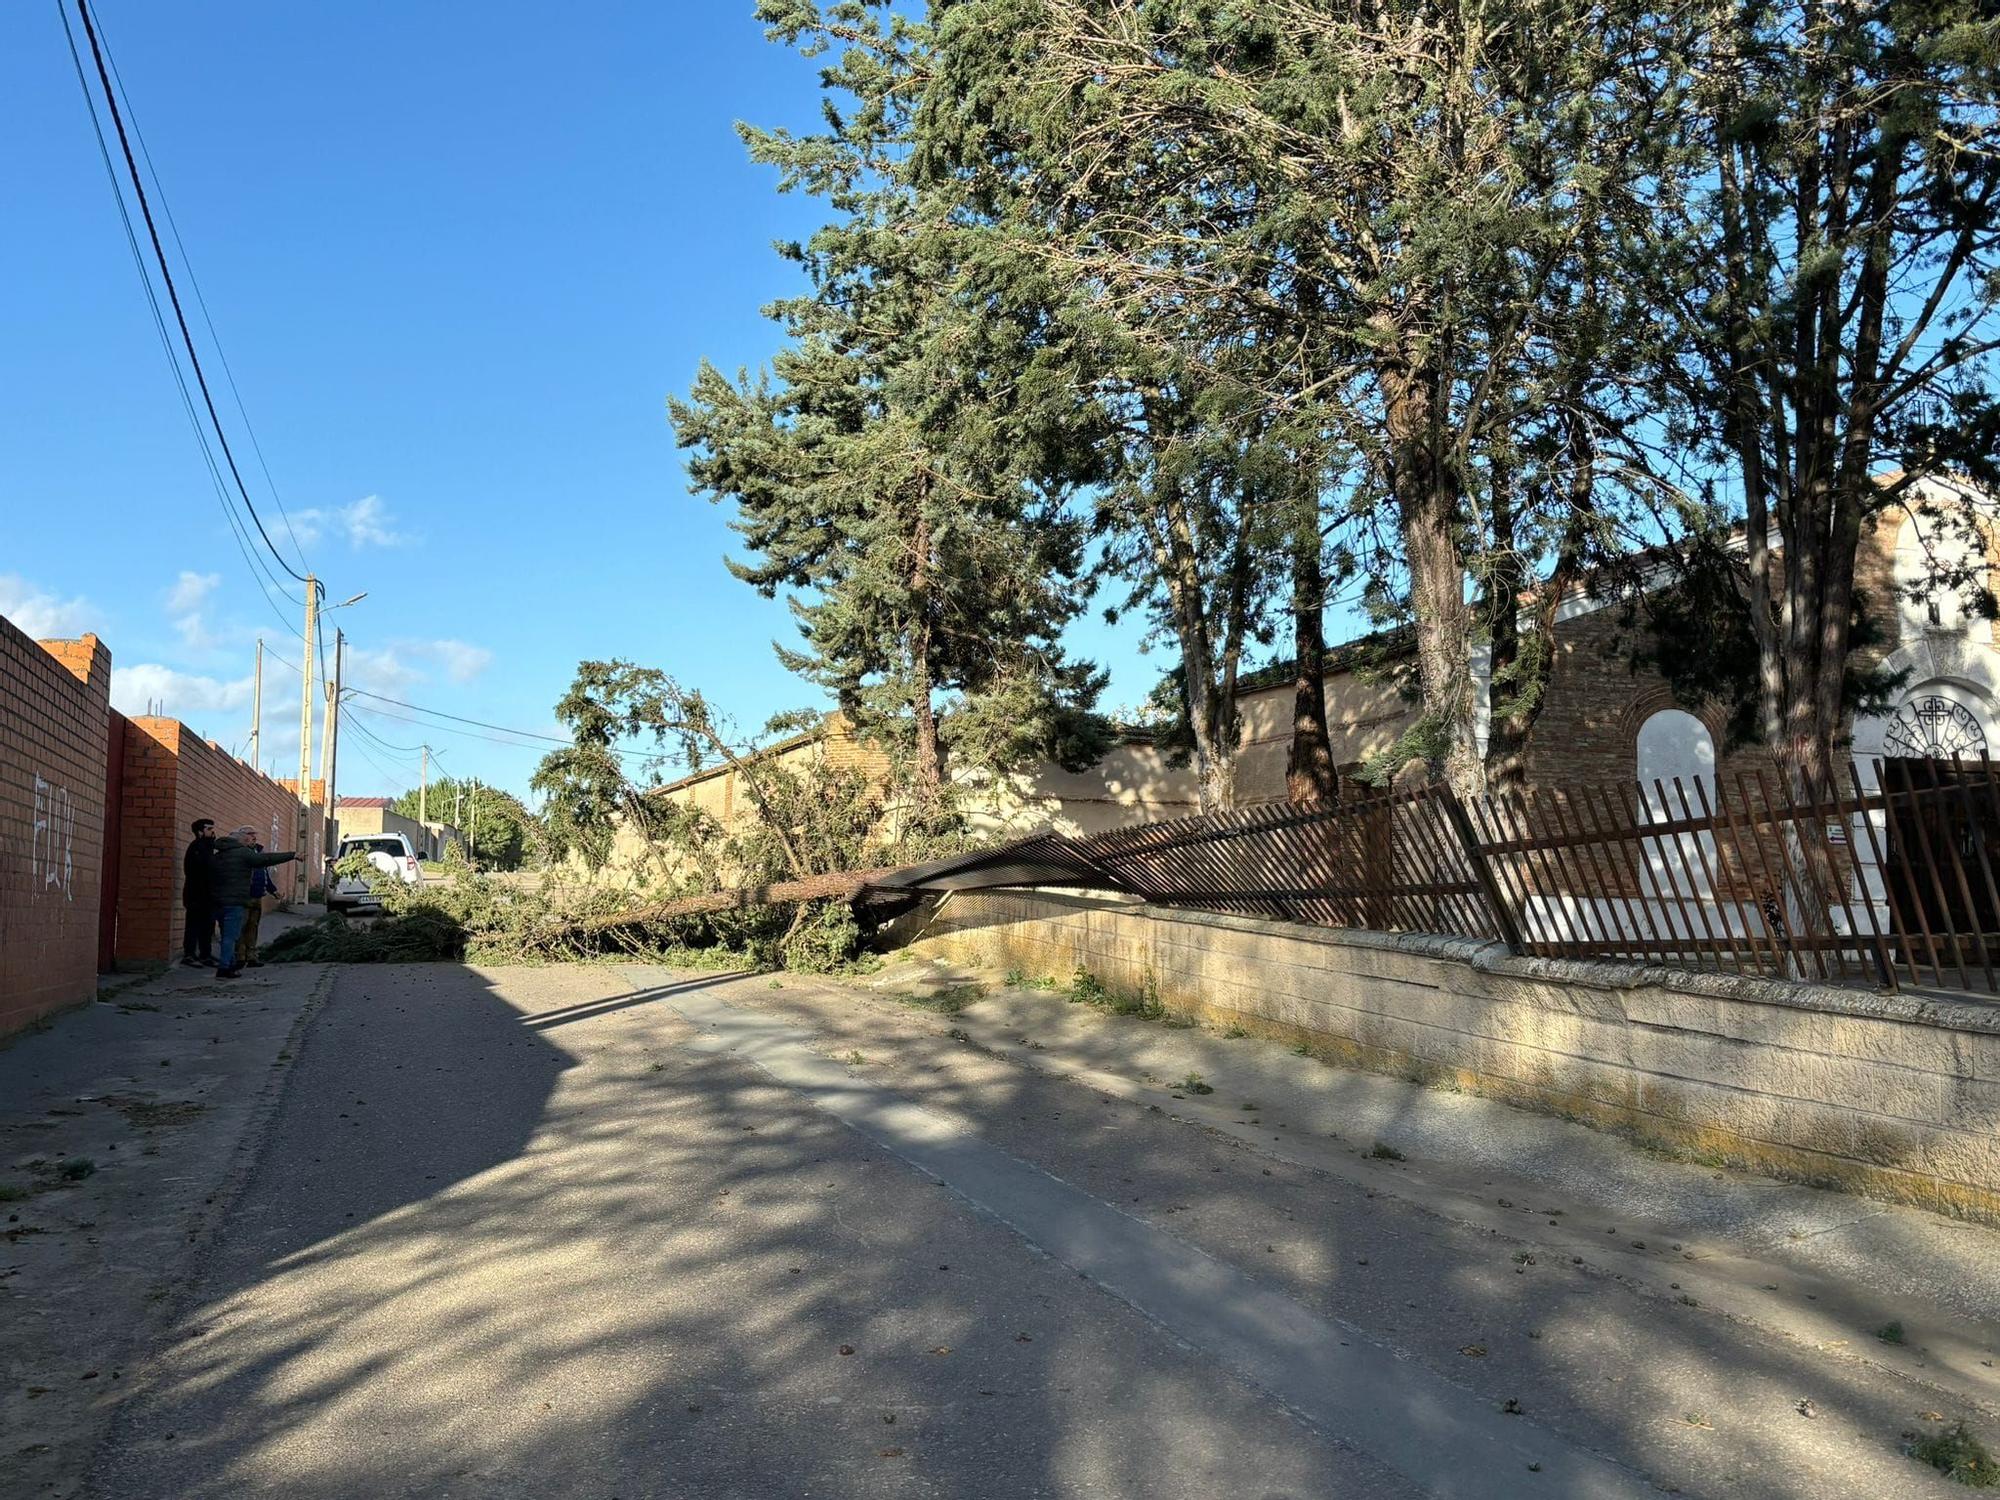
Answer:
xmin=114 ymin=719 xmax=325 ymax=964
xmin=1522 ymin=523 xmax=1911 ymax=791
xmin=1 ymin=624 xmax=111 ymax=1036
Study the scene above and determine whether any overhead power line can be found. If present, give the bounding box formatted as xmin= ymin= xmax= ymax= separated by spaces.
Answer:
xmin=347 ymin=691 xmax=673 ymax=767
xmin=342 ymin=705 xmax=428 ymax=756
xmin=92 ymin=4 xmax=311 ymax=576
xmin=58 ymin=6 xmax=304 ymax=634
xmin=72 ymin=0 xmax=311 ymax=585
xmin=59 ymin=3 xmax=308 ymax=645
xmin=345 ymin=691 xmax=574 ymax=746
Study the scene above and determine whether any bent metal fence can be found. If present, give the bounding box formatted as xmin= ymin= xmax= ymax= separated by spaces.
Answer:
xmin=882 ymin=756 xmax=2000 ymax=994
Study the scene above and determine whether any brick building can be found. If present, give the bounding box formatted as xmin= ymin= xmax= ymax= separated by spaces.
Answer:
xmin=0 ymin=623 xmax=111 ymax=1034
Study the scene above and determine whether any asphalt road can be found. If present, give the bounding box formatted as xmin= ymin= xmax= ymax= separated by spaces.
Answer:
xmin=77 ymin=962 xmax=1998 ymax=1499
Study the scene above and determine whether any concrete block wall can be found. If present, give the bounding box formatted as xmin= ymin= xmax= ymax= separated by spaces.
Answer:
xmin=905 ymin=890 xmax=2000 ymax=1224
xmin=0 ymin=624 xmax=111 ymax=1034
xmin=114 ymin=719 xmax=323 ymax=964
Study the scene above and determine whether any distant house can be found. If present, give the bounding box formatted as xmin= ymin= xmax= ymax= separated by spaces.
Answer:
xmin=335 ymin=796 xmax=464 ymax=862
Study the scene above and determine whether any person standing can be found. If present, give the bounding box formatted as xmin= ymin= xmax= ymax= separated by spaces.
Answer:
xmin=239 ymin=850 xmax=279 ymax=968
xmin=181 ymin=819 xmax=217 ymax=968
xmin=209 ymin=826 xmax=298 ymax=980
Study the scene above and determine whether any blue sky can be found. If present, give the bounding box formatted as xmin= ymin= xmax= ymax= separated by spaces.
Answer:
xmin=2 ymin=1 xmax=1160 ymax=802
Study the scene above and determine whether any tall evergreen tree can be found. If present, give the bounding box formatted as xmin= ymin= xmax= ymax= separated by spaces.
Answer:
xmin=1666 ymin=0 xmax=2000 ymax=785
xmin=922 ymin=0 xmax=1684 ymax=795
xmin=671 ymin=2 xmax=1109 ymax=799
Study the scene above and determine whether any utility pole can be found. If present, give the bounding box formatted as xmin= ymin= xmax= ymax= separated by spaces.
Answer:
xmin=249 ymin=638 xmax=263 ymax=771
xmin=295 ymin=576 xmax=317 ymax=905
xmin=321 ymin=630 xmax=344 ymax=860
xmin=419 ymin=745 xmax=429 ymax=825
xmin=468 ymin=777 xmax=478 ymax=865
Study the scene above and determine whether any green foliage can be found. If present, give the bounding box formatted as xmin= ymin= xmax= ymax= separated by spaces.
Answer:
xmin=531 ymin=659 xmax=986 ymax=970
xmin=1066 ymin=967 xmax=1109 ymax=1006
xmin=669 ymin=1 xmax=1112 ymax=789
xmin=1909 ymin=1423 xmax=2000 ymax=1488
xmin=388 ymin=777 xmax=534 ymax=871
xmin=1357 ymin=714 xmax=1454 ymax=788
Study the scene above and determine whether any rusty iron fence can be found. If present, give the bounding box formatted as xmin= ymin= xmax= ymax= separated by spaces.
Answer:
xmin=891 ymin=756 xmax=2000 ymax=994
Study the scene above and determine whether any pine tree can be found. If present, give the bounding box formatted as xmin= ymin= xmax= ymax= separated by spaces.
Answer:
xmin=670 ymin=2 xmax=1109 ymax=800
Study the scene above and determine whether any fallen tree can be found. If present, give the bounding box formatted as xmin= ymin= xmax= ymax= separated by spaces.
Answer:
xmin=575 ymin=868 xmax=897 ymax=933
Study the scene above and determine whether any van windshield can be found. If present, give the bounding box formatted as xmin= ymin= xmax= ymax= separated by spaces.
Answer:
xmin=344 ymin=838 xmax=408 ymax=857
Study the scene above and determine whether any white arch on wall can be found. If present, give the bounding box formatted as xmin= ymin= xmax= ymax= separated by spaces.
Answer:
xmin=1846 ymin=666 xmax=2000 ymax=929
xmin=1636 ymin=707 xmax=1717 ymax=902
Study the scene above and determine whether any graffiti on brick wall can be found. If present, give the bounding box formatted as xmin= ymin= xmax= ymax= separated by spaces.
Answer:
xmin=32 ymin=774 xmax=75 ymax=900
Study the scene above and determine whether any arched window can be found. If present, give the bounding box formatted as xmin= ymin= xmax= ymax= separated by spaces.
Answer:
xmin=1636 ymin=708 xmax=1716 ymax=901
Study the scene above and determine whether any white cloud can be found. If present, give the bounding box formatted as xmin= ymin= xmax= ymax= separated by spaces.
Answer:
xmin=344 ymin=645 xmax=424 ymax=694
xmin=0 ymin=574 xmax=94 ymax=640
xmin=341 ymin=494 xmax=408 ymax=547
xmin=431 ymin=639 xmax=493 ymax=683
xmin=112 ymin=663 xmax=255 ymax=718
xmin=293 ymin=495 xmax=413 ymax=550
xmin=166 ymin=570 xmax=223 ymax=650
xmin=166 ymin=571 xmax=221 ymax=613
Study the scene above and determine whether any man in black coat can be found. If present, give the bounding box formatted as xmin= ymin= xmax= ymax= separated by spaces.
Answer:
xmin=181 ymin=818 xmax=217 ymax=968
xmin=209 ymin=827 xmax=298 ymax=979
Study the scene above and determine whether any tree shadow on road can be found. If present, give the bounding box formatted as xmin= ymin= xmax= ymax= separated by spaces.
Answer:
xmin=87 ymin=962 xmax=1353 ymax=1500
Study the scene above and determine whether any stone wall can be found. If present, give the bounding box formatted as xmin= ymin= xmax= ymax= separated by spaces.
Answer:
xmin=904 ymin=889 xmax=2000 ymax=1223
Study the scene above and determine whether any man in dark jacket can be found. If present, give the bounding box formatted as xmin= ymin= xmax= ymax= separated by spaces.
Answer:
xmin=181 ymin=819 xmax=217 ymax=968
xmin=210 ymin=827 xmax=298 ymax=979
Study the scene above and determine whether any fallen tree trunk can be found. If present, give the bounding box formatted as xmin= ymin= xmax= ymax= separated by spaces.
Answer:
xmin=578 ymin=867 xmax=898 ymax=933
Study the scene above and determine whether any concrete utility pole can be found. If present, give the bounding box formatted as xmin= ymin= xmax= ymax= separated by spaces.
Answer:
xmin=249 ymin=638 xmax=263 ymax=771
xmin=419 ymin=745 xmax=429 ymax=825
xmin=322 ymin=630 xmax=344 ymax=860
xmin=468 ymin=778 xmax=478 ymax=864
xmin=296 ymin=576 xmax=317 ymax=905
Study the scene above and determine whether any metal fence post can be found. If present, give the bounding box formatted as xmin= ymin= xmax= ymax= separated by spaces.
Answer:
xmin=1437 ymin=787 xmax=1524 ymax=954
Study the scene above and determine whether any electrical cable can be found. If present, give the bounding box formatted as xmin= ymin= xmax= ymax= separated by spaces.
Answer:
xmin=343 ymin=690 xmax=573 ymax=745
xmin=351 ymin=698 xmax=674 ymax=769
xmin=342 ymin=705 xmax=428 ymax=756
xmin=92 ymin=4 xmax=312 ymax=578
xmin=73 ymin=0 xmax=310 ymax=585
xmin=58 ymin=3 xmax=309 ymax=644
xmin=350 ymin=702 xmax=582 ymax=752
xmin=346 ymin=734 xmax=414 ymax=792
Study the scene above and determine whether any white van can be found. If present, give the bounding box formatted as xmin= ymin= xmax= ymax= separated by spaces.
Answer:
xmin=331 ymin=832 xmax=421 ymax=910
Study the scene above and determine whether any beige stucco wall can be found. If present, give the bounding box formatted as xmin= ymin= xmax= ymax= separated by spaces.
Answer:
xmin=902 ymin=889 xmax=2000 ymax=1224
xmin=956 ymin=742 xmax=1200 ymax=839
xmin=1232 ymin=671 xmax=1419 ymax=806
xmin=336 ymin=805 xmax=460 ymax=862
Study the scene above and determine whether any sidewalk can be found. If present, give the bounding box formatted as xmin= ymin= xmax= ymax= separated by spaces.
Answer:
xmin=0 ymin=913 xmax=328 ymax=1500
xmin=852 ymin=954 xmax=2000 ymax=1412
